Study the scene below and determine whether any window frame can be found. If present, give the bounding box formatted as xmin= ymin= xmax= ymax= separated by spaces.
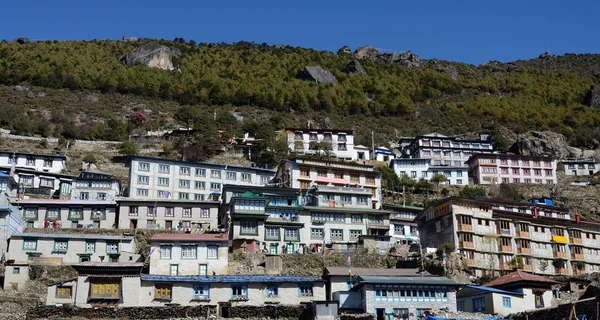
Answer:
xmin=193 ymin=284 xmax=210 ymax=301
xmin=181 ymin=245 xmax=198 ymax=260
xmin=207 ymin=245 xmax=218 ymax=259
xmin=154 ymin=284 xmax=173 ymax=301
xmin=160 ymin=245 xmax=172 ymax=259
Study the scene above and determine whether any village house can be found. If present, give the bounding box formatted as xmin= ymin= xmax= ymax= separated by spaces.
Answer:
xmin=390 ymin=158 xmax=468 ymax=185
xmin=457 ymin=270 xmax=557 ymax=316
xmin=417 ymin=197 xmax=600 ymax=277
xmin=125 ymin=155 xmax=275 ymax=202
xmin=382 ymin=204 xmax=421 ymax=245
xmin=0 ymin=167 xmax=74 ymax=198
xmin=5 ymin=232 xmax=139 ymax=290
xmin=285 ymin=128 xmax=356 ymax=161
xmin=372 ymin=147 xmax=396 ymax=163
xmin=116 ymin=198 xmax=220 ymax=230
xmin=465 ymin=154 xmax=557 ymax=185
xmin=148 ymin=233 xmax=228 ymax=276
xmin=70 ymin=170 xmax=121 ymax=201
xmin=560 ymin=159 xmax=599 ymax=176
xmin=397 ymin=133 xmax=494 ymax=167
xmin=15 ymin=199 xmax=117 ymax=229
xmin=0 ymin=151 xmax=66 ymax=174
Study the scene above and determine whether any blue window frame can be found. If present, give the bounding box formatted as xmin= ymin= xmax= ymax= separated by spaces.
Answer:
xmin=231 ymin=285 xmax=248 ymax=300
xmin=298 ymin=284 xmax=314 ymax=297
xmin=502 ymin=296 xmax=511 ymax=308
xmin=193 ymin=284 xmax=210 ymax=300
xmin=266 ymin=285 xmax=279 ymax=298
xmin=457 ymin=301 xmax=465 ymax=312
xmin=473 ymin=297 xmax=486 ymax=312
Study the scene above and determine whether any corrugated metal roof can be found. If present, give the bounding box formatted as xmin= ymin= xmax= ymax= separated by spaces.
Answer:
xmin=12 ymin=233 xmax=133 ymax=241
xmin=484 ymin=270 xmax=558 ymax=287
xmin=357 ymin=275 xmax=459 ymax=286
xmin=464 ymin=285 xmax=524 ymax=296
xmin=326 ymin=267 xmax=427 ymax=277
xmin=141 ymin=274 xmax=324 ymax=283
xmin=77 ymin=262 xmax=144 ymax=267
xmin=150 ymin=233 xmax=228 ymax=241
xmin=14 ymin=199 xmax=116 ymax=205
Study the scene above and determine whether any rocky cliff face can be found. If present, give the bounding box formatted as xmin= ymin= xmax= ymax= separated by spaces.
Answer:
xmin=346 ymin=46 xmax=421 ymax=67
xmin=585 ymin=85 xmax=600 ymax=110
xmin=120 ymin=42 xmax=182 ymax=71
xmin=510 ymin=131 xmax=589 ymax=159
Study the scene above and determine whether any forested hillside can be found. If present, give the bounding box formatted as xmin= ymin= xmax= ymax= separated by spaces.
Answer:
xmin=1 ymin=38 xmax=600 ymax=149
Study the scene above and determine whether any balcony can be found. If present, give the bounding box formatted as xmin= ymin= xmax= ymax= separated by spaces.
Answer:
xmin=516 ymin=231 xmax=530 ymax=238
xmin=571 ymin=253 xmax=584 ymax=260
xmin=498 ymin=245 xmax=513 ymax=253
xmin=555 ymin=268 xmax=568 ymax=275
xmin=459 ymin=241 xmax=474 ymax=248
xmin=316 ymin=185 xmax=372 ymax=195
xmin=570 ymin=238 xmax=583 ymax=245
xmin=457 ymin=224 xmax=473 ymax=232
xmin=497 ymin=228 xmax=511 ymax=236
xmin=523 ymin=264 xmax=533 ymax=271
xmin=517 ymin=247 xmax=531 ymax=254
xmin=499 ymin=263 xmax=512 ymax=270
xmin=553 ymin=252 xmax=567 ymax=258
xmin=466 ymin=259 xmax=476 ymax=266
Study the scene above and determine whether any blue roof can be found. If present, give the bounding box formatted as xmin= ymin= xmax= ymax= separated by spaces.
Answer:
xmin=0 ymin=172 xmax=11 ymax=177
xmin=126 ymin=155 xmax=276 ymax=174
xmin=465 ymin=285 xmax=523 ymax=296
xmin=142 ymin=274 xmax=324 ymax=283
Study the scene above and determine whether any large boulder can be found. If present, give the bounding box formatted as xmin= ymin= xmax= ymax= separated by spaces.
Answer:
xmin=585 ymin=85 xmax=600 ymax=110
xmin=297 ymin=66 xmax=338 ymax=85
xmin=337 ymin=46 xmax=352 ymax=56
xmin=396 ymin=50 xmax=420 ymax=68
xmin=344 ymin=60 xmax=367 ymax=75
xmin=354 ymin=46 xmax=380 ymax=60
xmin=509 ymin=131 xmax=582 ymax=159
xmin=120 ymin=42 xmax=182 ymax=71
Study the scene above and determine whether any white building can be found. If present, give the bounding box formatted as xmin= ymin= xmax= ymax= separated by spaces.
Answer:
xmin=126 ymin=156 xmax=275 ymax=201
xmin=397 ymin=133 xmax=494 ymax=167
xmin=148 ymin=233 xmax=229 ymax=276
xmin=465 ymin=154 xmax=557 ymax=184
xmin=390 ymin=158 xmax=468 ymax=185
xmin=0 ymin=151 xmax=66 ymax=174
xmin=286 ymin=128 xmax=355 ymax=160
xmin=15 ymin=199 xmax=117 ymax=229
xmin=373 ymin=147 xmax=396 ymax=163
xmin=382 ymin=204 xmax=422 ymax=245
xmin=0 ymin=173 xmax=22 ymax=255
xmin=560 ymin=159 xmax=599 ymax=176
xmin=70 ymin=171 xmax=121 ymax=201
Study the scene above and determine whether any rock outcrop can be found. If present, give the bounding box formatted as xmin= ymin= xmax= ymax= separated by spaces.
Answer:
xmin=337 ymin=46 xmax=352 ymax=56
xmin=585 ymin=85 xmax=600 ymax=110
xmin=509 ymin=131 xmax=582 ymax=159
xmin=120 ymin=42 xmax=182 ymax=71
xmin=354 ymin=46 xmax=380 ymax=60
xmin=352 ymin=46 xmax=420 ymax=67
xmin=396 ymin=50 xmax=420 ymax=68
xmin=297 ymin=66 xmax=338 ymax=84
xmin=344 ymin=60 xmax=367 ymax=75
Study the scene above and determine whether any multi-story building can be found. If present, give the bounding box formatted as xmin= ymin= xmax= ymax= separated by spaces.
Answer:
xmin=417 ymin=197 xmax=600 ymax=277
xmin=373 ymin=147 xmax=396 ymax=163
xmin=116 ymin=198 xmax=220 ymax=230
xmin=397 ymin=133 xmax=494 ymax=167
xmin=560 ymin=159 xmax=599 ymax=176
xmin=220 ymin=185 xmax=303 ymax=254
xmin=0 ymin=151 xmax=66 ymax=174
xmin=125 ymin=156 xmax=275 ymax=201
xmin=273 ymin=158 xmax=382 ymax=209
xmin=0 ymin=173 xmax=22 ymax=254
xmin=0 ymin=167 xmax=74 ymax=198
xmin=5 ymin=232 xmax=139 ymax=290
xmin=286 ymin=128 xmax=355 ymax=160
xmin=148 ymin=233 xmax=229 ymax=276
xmin=382 ymin=204 xmax=422 ymax=244
xmin=15 ymin=199 xmax=117 ymax=229
xmin=70 ymin=170 xmax=121 ymax=201
xmin=465 ymin=154 xmax=557 ymax=184
xmin=390 ymin=158 xmax=468 ymax=185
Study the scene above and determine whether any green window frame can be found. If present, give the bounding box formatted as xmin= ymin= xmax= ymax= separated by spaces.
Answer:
xmin=198 ymin=264 xmax=208 ymax=276
xmin=53 ymin=239 xmax=68 ymax=252
xmin=265 ymin=226 xmax=281 ymax=241
xmin=160 ymin=245 xmax=172 ymax=259
xmin=22 ymin=238 xmax=37 ymax=251
xmin=78 ymin=255 xmax=91 ymax=263
xmin=106 ymin=241 xmax=119 ymax=254
xmin=207 ymin=245 xmax=218 ymax=259
xmin=181 ymin=245 xmax=197 ymax=259
xmin=240 ymin=220 xmax=258 ymax=235
xmin=85 ymin=241 xmax=96 ymax=253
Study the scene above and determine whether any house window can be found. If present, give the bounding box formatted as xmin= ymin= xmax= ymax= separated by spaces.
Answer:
xmin=129 ymin=207 xmax=139 ymax=216
xmin=183 ymin=208 xmax=192 ymax=218
xmin=266 ymin=285 xmax=279 ymax=298
xmin=165 ymin=207 xmax=174 ymax=217
xmin=181 ymin=245 xmax=197 ymax=259
xmin=155 ymin=284 xmax=172 ymax=300
xmin=350 ymin=230 xmax=362 ymax=241
xmin=91 ymin=281 xmax=120 ymax=299
xmin=473 ymin=297 xmax=486 ymax=312
xmin=23 ymin=239 xmax=37 ymax=250
xmin=85 ymin=241 xmax=96 ymax=253
xmin=231 ymin=285 xmax=248 ymax=300
xmin=241 ymin=220 xmax=258 ymax=235
xmin=13 ymin=267 xmax=20 ymax=274
xmin=195 ymin=168 xmax=206 ymax=177
xmin=40 ymin=178 xmax=54 ymax=188
xmin=211 ymin=170 xmax=221 ymax=179
xmin=284 ymin=228 xmax=299 ymax=241
xmin=265 ymin=226 xmax=280 ymax=240
xmin=241 ymin=173 xmax=251 ymax=182
xmin=97 ymin=193 xmax=107 ymax=200
xmin=210 ymin=183 xmax=221 ymax=191
xmin=198 ymin=264 xmax=207 ymax=276
xmin=269 ymin=244 xmax=278 ymax=254
xmin=138 ymin=163 xmax=150 ymax=171
xmin=24 ymin=207 xmax=38 ymax=220
xmin=195 ymin=194 xmax=205 ymax=201
xmin=351 ymin=214 xmax=363 ymax=223
xmin=180 ymin=167 xmax=191 ymax=175
xmin=311 ymin=228 xmax=324 ymax=240
xmin=170 ymin=264 xmax=178 ymax=276
xmin=226 ymin=172 xmax=237 ymax=180
xmin=53 ymin=240 xmax=68 ymax=253
xmin=179 ymin=192 xmax=190 ymax=200
xmin=147 ymin=207 xmax=156 ymax=217
xmin=457 ymin=301 xmax=465 ymax=312
xmin=157 ymin=190 xmax=170 ymax=198
xmin=106 ymin=242 xmax=119 ymax=254
xmin=207 ymin=246 xmax=218 ymax=259
xmin=160 ymin=245 xmax=172 ymax=259
xmin=158 ymin=164 xmax=170 ymax=174
xmin=193 ymin=285 xmax=210 ymax=300
xmin=502 ymin=296 xmax=511 ymax=308
xmin=179 ymin=179 xmax=190 ymax=188
xmin=43 ymin=158 xmax=53 ymax=167
xmin=45 ymin=207 xmax=60 ymax=221
xmin=137 ymin=189 xmax=149 ymax=197
xmin=158 ymin=177 xmax=169 ymax=186
xmin=56 ymin=286 xmax=72 ymax=298
xmin=138 ymin=175 xmax=149 ymax=185
xmin=194 ymin=181 xmax=205 ymax=190
xmin=298 ymin=284 xmax=314 ymax=297
xmin=330 ymin=229 xmax=343 ymax=241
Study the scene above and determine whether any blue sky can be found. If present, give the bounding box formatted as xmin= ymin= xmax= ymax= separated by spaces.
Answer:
xmin=2 ymin=0 xmax=598 ymax=65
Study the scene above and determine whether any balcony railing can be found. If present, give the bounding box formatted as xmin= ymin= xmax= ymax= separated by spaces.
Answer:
xmin=457 ymin=224 xmax=473 ymax=231
xmin=497 ymin=229 xmax=511 ymax=236
xmin=555 ymin=268 xmax=567 ymax=275
xmin=517 ymin=247 xmax=531 ymax=254
xmin=466 ymin=259 xmax=476 ymax=266
xmin=571 ymin=253 xmax=584 ymax=260
xmin=553 ymin=252 xmax=567 ymax=258
xmin=317 ymin=185 xmax=372 ymax=194
xmin=523 ymin=264 xmax=533 ymax=271
xmin=516 ymin=231 xmax=530 ymax=238
xmin=571 ymin=238 xmax=583 ymax=245
xmin=498 ymin=245 xmax=513 ymax=253
xmin=499 ymin=263 xmax=512 ymax=270
xmin=459 ymin=241 xmax=474 ymax=248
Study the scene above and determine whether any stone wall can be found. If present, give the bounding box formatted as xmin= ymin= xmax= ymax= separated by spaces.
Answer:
xmin=511 ymin=297 xmax=600 ymax=320
xmin=27 ymin=305 xmax=216 ymax=319
xmin=226 ymin=305 xmax=312 ymax=319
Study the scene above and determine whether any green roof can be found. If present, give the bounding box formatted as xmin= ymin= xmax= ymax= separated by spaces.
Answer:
xmin=240 ymin=191 xmax=261 ymax=198
xmin=382 ymin=203 xmax=424 ymax=211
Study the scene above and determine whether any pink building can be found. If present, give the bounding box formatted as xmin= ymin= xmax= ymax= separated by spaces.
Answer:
xmin=465 ymin=154 xmax=557 ymax=185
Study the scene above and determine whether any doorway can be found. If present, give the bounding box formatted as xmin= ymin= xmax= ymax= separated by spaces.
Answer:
xmin=376 ymin=308 xmax=385 ymax=320
xmin=130 ymin=219 xmax=138 ymax=229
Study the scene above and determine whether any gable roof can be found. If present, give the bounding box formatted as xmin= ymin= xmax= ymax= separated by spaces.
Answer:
xmin=484 ymin=270 xmax=558 ymax=288
xmin=457 ymin=285 xmax=524 ymax=298
xmin=325 ymin=267 xmax=427 ymax=277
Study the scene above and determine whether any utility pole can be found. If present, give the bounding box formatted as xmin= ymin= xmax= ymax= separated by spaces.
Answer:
xmin=403 ymin=185 xmax=406 ymax=206
xmin=371 ymin=131 xmax=375 ymax=160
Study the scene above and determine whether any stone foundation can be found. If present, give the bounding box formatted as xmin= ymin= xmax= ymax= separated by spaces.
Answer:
xmin=27 ymin=305 xmax=216 ymax=319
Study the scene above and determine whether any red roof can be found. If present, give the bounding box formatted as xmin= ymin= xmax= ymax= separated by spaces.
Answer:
xmin=484 ymin=270 xmax=558 ymax=287
xmin=150 ymin=233 xmax=228 ymax=242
